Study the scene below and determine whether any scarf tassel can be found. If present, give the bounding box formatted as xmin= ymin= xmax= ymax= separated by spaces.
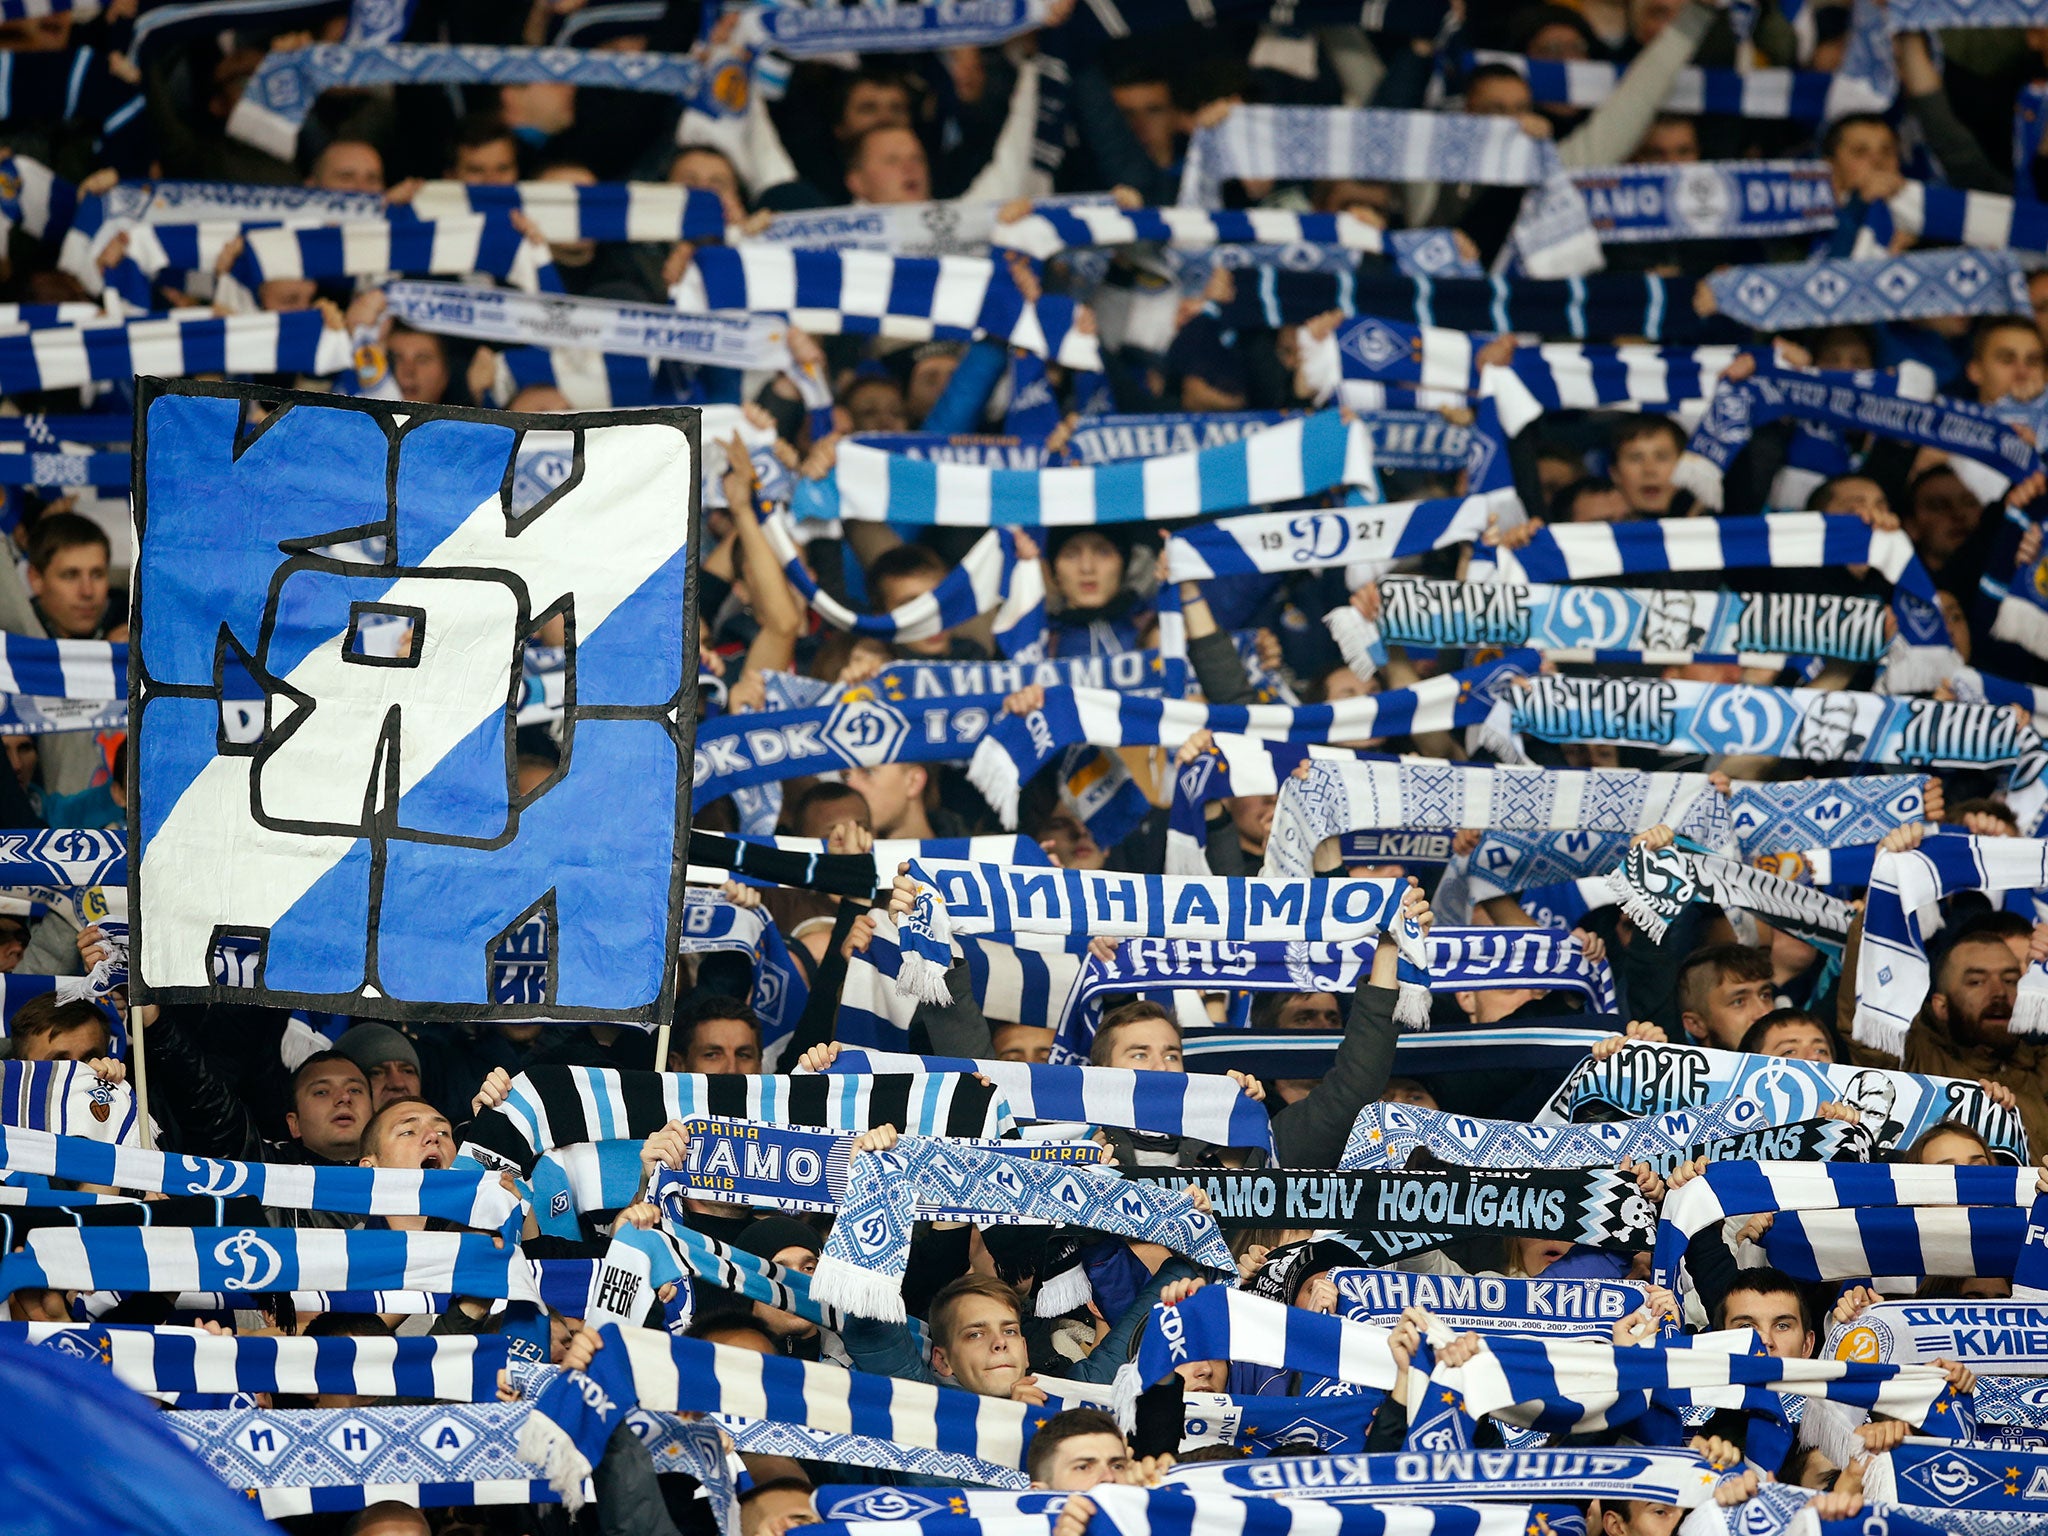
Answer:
xmin=967 ymin=739 xmax=1025 ymax=831
xmin=515 ymin=1403 xmax=598 ymax=1512
xmin=1323 ymin=605 xmax=1382 ymax=680
xmin=1034 ymin=1259 xmax=1094 ymax=1318
xmin=894 ymin=881 xmax=958 ymax=1003
xmin=1992 ymin=590 xmax=2048 ymax=661
xmin=1880 ymin=637 xmax=1970 ymax=696
xmin=1602 ymin=864 xmax=1677 ymax=943
xmin=2010 ymin=965 xmax=2048 ymax=1037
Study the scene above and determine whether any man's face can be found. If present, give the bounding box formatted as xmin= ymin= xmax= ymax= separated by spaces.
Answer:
xmin=846 ymin=127 xmax=930 ymax=205
xmin=843 ymin=379 xmax=909 ymax=433
xmin=1036 ymin=812 xmax=1104 ymax=871
xmin=670 ymin=149 xmax=745 ymax=224
xmin=453 ymin=136 xmax=520 ymax=184
xmin=843 ymin=761 xmax=923 ymax=837
xmin=1381 ymin=1080 xmax=1439 ymax=1110
xmin=1103 ymin=1018 xmax=1183 ymax=1073
xmin=1828 ymin=123 xmax=1899 ymax=197
xmin=683 ymin=1016 xmax=761 ymax=1074
xmin=1611 ymin=432 xmax=1680 ymax=513
xmin=1685 ymin=971 xmax=1775 ymax=1049
xmin=1566 ymin=487 xmax=1630 ymax=523
xmin=839 ymin=80 xmax=911 ymax=140
xmin=1969 ymin=325 xmax=2048 ymax=405
xmin=287 ymin=1062 xmax=371 ymax=1159
xmin=1634 ymin=120 xmax=1698 ymax=164
xmin=1724 ymin=1288 xmax=1812 ymax=1360
xmin=1275 ymin=993 xmax=1341 ymax=1030
xmin=364 ymin=1102 xmax=453 ymax=1170
xmin=27 ymin=541 xmax=110 ymax=637
xmin=18 ymin=1020 xmax=106 ymax=1063
xmin=874 ymin=567 xmax=950 ymax=655
xmin=1465 ymin=76 xmax=1533 ymax=117
xmin=363 ymin=1055 xmax=422 ymax=1109
xmin=309 ymin=142 xmax=384 ymax=192
xmin=1754 ymin=1019 xmax=1834 ymax=1064
xmin=1176 ymin=1358 xmax=1228 ymax=1393
xmin=933 ymin=1296 xmax=1026 ymax=1395
xmin=1906 ymin=471 xmax=1981 ymax=563
xmin=753 ymin=1243 xmax=821 ymax=1338
xmin=1112 ymin=81 xmax=1177 ymax=167
xmin=1934 ymin=938 xmax=2023 ymax=1048
xmin=259 ymin=277 xmax=319 ymax=313
xmin=389 ymin=332 xmax=451 ymax=404
xmin=0 ymin=921 xmax=25 ymax=972
xmin=1053 ymin=531 xmax=1124 ymax=607
xmin=1816 ymin=476 xmax=1890 ymax=522
xmin=991 ymin=1023 xmax=1055 ymax=1063
xmin=1227 ymin=794 xmax=1275 ymax=849
xmin=742 ymin=1486 xmax=818 ymax=1536
xmin=1604 ymin=1503 xmax=1683 ymax=1536
xmin=2 ymin=735 xmax=35 ymax=789
xmin=1039 ymin=1432 xmax=1132 ymax=1491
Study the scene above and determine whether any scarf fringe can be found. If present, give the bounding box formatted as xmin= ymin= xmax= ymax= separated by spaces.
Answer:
xmin=809 ymin=1252 xmax=910 ymax=1324
xmin=1034 ymin=1260 xmax=1093 ymax=1318
xmin=1395 ymin=979 xmax=1433 ymax=1029
xmin=1323 ymin=605 xmax=1380 ymax=679
xmin=2009 ymin=970 xmax=2048 ymax=1037
xmin=1992 ymin=592 xmax=2048 ymax=661
xmin=1468 ymin=699 xmax=1527 ymax=764
xmin=1879 ymin=638 xmax=1970 ymax=696
xmin=968 ymin=738 xmax=1024 ymax=831
xmin=515 ymin=1404 xmax=596 ymax=1513
xmin=1603 ymin=865 xmax=1674 ymax=943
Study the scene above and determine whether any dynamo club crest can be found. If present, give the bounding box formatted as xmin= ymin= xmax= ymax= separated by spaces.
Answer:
xmin=128 ymin=380 xmax=701 ymax=1021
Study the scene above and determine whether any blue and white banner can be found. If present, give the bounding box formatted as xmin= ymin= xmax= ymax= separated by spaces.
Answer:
xmin=1825 ymin=1300 xmax=2048 ymax=1373
xmin=1334 ymin=1269 xmax=1648 ymax=1338
xmin=743 ymin=0 xmax=1049 ymax=55
xmin=130 ymin=384 xmax=701 ymax=1023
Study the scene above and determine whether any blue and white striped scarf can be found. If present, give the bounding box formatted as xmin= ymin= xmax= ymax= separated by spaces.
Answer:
xmin=603 ymin=1322 xmax=1050 ymax=1469
xmin=833 ymin=911 xmax=1089 ymax=1053
xmin=1467 ymin=50 xmax=1890 ymax=122
xmin=759 ymin=513 xmax=1044 ymax=655
xmin=10 ymin=1322 xmax=517 ymax=1398
xmin=1765 ymin=1205 xmax=2023 ymax=1284
xmin=797 ymin=408 xmax=1375 ymax=526
xmin=1499 ymin=675 xmax=2042 ymax=773
xmin=1707 ymin=248 xmax=2030 ymax=329
xmin=968 ymin=649 xmax=1537 ymax=828
xmin=409 ymin=179 xmax=727 ymax=244
xmin=1544 ymin=1039 xmax=2031 ymax=1165
xmin=1334 ymin=1269 xmax=1648 ymax=1338
xmin=225 ymin=215 xmax=561 ymax=295
xmin=1873 ymin=181 xmax=2048 ymax=257
xmin=1857 ymin=836 xmax=2048 ymax=1055
xmin=1160 ymin=493 xmax=1505 ymax=584
xmin=228 ymin=43 xmax=737 ymax=160
xmin=993 ymin=205 xmax=1388 ymax=259
xmin=0 ymin=1124 xmax=522 ymax=1233
xmin=1261 ymin=761 xmax=1729 ymax=882
xmin=457 ymin=1065 xmax=1015 ymax=1177
xmin=1164 ymin=736 xmax=1369 ymax=875
xmin=0 ymin=1227 xmax=542 ymax=1306
xmin=0 ymin=310 xmax=352 ymax=394
xmin=820 ymin=1046 xmax=1275 ymax=1155
xmin=1342 ymin=1096 xmax=1870 ymax=1178
xmin=674 ymin=246 xmax=1100 ymax=370
xmin=59 ymin=179 xmax=383 ymax=290
xmin=1656 ymin=1162 xmax=2035 ymax=1299
xmin=0 ymin=1060 xmax=137 ymax=1144
xmin=691 ymin=691 xmax=1008 ymax=811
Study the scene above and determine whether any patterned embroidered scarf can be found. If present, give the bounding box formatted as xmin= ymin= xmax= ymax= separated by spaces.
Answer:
xmin=1706 ymin=249 xmax=2031 ymax=329
xmin=1342 ymin=1098 xmax=1872 ymax=1178
xmin=1262 ymin=761 xmax=1728 ymax=882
